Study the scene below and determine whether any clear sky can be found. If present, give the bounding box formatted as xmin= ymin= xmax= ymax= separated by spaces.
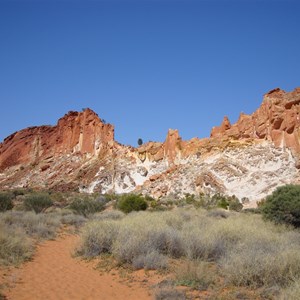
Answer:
xmin=0 ymin=0 xmax=299 ymax=146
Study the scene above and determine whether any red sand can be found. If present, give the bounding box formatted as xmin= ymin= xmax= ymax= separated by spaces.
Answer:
xmin=2 ymin=234 xmax=153 ymax=300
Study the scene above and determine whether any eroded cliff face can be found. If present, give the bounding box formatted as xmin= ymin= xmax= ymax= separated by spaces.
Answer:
xmin=0 ymin=88 xmax=300 ymax=205
xmin=0 ymin=109 xmax=114 ymax=171
xmin=211 ymin=88 xmax=300 ymax=156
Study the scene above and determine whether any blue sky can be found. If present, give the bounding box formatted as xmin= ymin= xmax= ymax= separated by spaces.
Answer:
xmin=0 ymin=0 xmax=299 ymax=146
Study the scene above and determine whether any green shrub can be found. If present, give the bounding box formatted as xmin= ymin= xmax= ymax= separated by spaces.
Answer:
xmin=0 ymin=192 xmax=14 ymax=212
xmin=12 ymin=189 xmax=25 ymax=197
xmin=69 ymin=197 xmax=105 ymax=217
xmin=24 ymin=193 xmax=53 ymax=213
xmin=261 ymin=184 xmax=300 ymax=227
xmin=116 ymin=194 xmax=148 ymax=213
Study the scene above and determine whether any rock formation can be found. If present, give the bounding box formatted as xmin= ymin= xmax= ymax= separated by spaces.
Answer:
xmin=211 ymin=88 xmax=300 ymax=156
xmin=0 ymin=109 xmax=114 ymax=171
xmin=0 ymin=88 xmax=300 ymax=205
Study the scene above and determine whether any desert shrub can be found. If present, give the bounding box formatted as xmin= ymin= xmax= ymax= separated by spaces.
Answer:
xmin=24 ymin=193 xmax=53 ymax=213
xmin=181 ymin=213 xmax=278 ymax=262
xmin=69 ymin=197 xmax=105 ymax=217
xmin=261 ymin=184 xmax=300 ymax=227
xmin=77 ymin=220 xmax=120 ymax=257
xmin=61 ymin=213 xmax=86 ymax=228
xmin=132 ymin=250 xmax=168 ymax=270
xmin=175 ymin=260 xmax=215 ymax=290
xmin=0 ymin=211 xmax=61 ymax=239
xmin=95 ymin=195 xmax=110 ymax=206
xmin=181 ymin=224 xmax=226 ymax=261
xmin=12 ymin=189 xmax=25 ymax=197
xmin=112 ymin=212 xmax=185 ymax=264
xmin=92 ymin=210 xmax=125 ymax=221
xmin=77 ymin=206 xmax=300 ymax=290
xmin=155 ymin=288 xmax=186 ymax=300
xmin=0 ymin=192 xmax=14 ymax=212
xmin=207 ymin=209 xmax=229 ymax=219
xmin=279 ymin=279 xmax=300 ymax=300
xmin=220 ymin=234 xmax=300 ymax=288
xmin=0 ymin=222 xmax=33 ymax=265
xmin=194 ymin=193 xmax=243 ymax=211
xmin=116 ymin=194 xmax=148 ymax=213
xmin=228 ymin=198 xmax=243 ymax=211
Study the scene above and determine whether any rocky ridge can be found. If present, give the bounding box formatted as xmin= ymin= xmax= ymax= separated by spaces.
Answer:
xmin=0 ymin=88 xmax=300 ymax=205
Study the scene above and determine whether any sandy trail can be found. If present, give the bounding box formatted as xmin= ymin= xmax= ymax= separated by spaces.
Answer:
xmin=2 ymin=234 xmax=152 ymax=300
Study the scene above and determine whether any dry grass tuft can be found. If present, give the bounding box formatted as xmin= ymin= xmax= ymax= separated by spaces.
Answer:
xmin=175 ymin=260 xmax=215 ymax=290
xmin=279 ymin=279 xmax=300 ymax=300
xmin=77 ymin=207 xmax=300 ymax=292
xmin=154 ymin=287 xmax=186 ymax=300
xmin=0 ymin=222 xmax=33 ymax=265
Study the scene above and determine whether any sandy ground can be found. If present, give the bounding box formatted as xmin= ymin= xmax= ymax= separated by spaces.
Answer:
xmin=1 ymin=233 xmax=154 ymax=300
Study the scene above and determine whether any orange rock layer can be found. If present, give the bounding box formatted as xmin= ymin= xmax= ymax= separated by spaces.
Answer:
xmin=0 ymin=109 xmax=114 ymax=171
xmin=0 ymin=87 xmax=300 ymax=174
xmin=211 ymin=88 xmax=300 ymax=154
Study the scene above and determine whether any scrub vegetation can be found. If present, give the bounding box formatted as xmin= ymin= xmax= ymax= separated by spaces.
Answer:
xmin=1 ymin=185 xmax=300 ymax=298
xmin=77 ymin=205 xmax=300 ymax=298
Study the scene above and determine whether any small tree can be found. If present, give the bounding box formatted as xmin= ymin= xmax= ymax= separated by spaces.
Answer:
xmin=24 ymin=193 xmax=53 ymax=213
xmin=69 ymin=198 xmax=105 ymax=217
xmin=261 ymin=184 xmax=300 ymax=227
xmin=137 ymin=138 xmax=143 ymax=146
xmin=0 ymin=192 xmax=14 ymax=212
xmin=117 ymin=194 xmax=148 ymax=213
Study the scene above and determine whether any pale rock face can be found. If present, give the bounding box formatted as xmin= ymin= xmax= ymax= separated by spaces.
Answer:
xmin=0 ymin=88 xmax=300 ymax=205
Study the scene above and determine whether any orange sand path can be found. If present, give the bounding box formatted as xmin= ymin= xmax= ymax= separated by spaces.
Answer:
xmin=3 ymin=234 xmax=152 ymax=300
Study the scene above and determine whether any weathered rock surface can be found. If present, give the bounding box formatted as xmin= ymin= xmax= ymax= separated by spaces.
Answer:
xmin=0 ymin=109 xmax=114 ymax=171
xmin=211 ymin=88 xmax=300 ymax=155
xmin=0 ymin=88 xmax=300 ymax=205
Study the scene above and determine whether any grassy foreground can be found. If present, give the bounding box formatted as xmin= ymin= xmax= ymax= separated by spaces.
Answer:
xmin=77 ymin=208 xmax=300 ymax=299
xmin=0 ymin=210 xmax=86 ymax=266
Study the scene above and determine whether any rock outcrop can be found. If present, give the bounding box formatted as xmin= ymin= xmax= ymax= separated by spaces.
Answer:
xmin=0 ymin=109 xmax=114 ymax=171
xmin=211 ymin=88 xmax=300 ymax=155
xmin=0 ymin=88 xmax=300 ymax=204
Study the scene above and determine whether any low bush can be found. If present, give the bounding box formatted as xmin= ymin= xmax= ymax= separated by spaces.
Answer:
xmin=175 ymin=260 xmax=215 ymax=290
xmin=155 ymin=287 xmax=186 ymax=300
xmin=261 ymin=184 xmax=300 ymax=227
xmin=92 ymin=210 xmax=125 ymax=221
xmin=69 ymin=197 xmax=105 ymax=217
xmin=0 ymin=222 xmax=33 ymax=265
xmin=0 ymin=211 xmax=61 ymax=239
xmin=132 ymin=250 xmax=168 ymax=270
xmin=116 ymin=194 xmax=148 ymax=213
xmin=61 ymin=213 xmax=86 ymax=228
xmin=24 ymin=193 xmax=53 ymax=213
xmin=77 ymin=206 xmax=300 ymax=293
xmin=220 ymin=234 xmax=300 ymax=288
xmin=0 ymin=192 xmax=14 ymax=212
xmin=77 ymin=220 xmax=119 ymax=257
xmin=279 ymin=279 xmax=300 ymax=300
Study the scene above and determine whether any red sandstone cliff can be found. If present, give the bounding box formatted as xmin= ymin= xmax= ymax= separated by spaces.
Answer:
xmin=211 ymin=88 xmax=300 ymax=154
xmin=0 ymin=109 xmax=114 ymax=171
xmin=0 ymin=87 xmax=299 ymax=200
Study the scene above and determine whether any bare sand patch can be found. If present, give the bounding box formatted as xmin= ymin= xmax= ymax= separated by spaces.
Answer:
xmin=1 ymin=233 xmax=154 ymax=300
